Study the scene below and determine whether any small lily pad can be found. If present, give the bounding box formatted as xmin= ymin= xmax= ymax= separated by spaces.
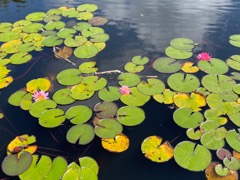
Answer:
xmin=10 ymin=52 xmax=32 ymax=65
xmin=124 ymin=62 xmax=144 ymax=73
xmin=215 ymin=164 xmax=229 ymax=176
xmin=229 ymin=34 xmax=240 ymax=47
xmin=186 ymin=128 xmax=202 ymax=140
xmin=88 ymin=16 xmax=108 ymax=26
xmin=65 ymin=105 xmax=92 ymax=124
xmin=216 ymin=148 xmax=232 ymax=160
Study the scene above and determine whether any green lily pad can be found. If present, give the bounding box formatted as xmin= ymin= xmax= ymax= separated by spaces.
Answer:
xmin=88 ymin=16 xmax=108 ymax=26
xmin=82 ymin=76 xmax=107 ymax=91
xmin=10 ymin=52 xmax=32 ymax=65
xmin=227 ymin=55 xmax=240 ymax=71
xmin=174 ymin=141 xmax=212 ymax=171
xmin=81 ymin=27 xmax=104 ymax=37
xmin=0 ymin=31 xmax=19 ymax=42
xmin=66 ymin=124 xmax=95 ymax=145
xmin=73 ymin=22 xmax=92 ymax=31
xmin=117 ymin=106 xmax=145 ymax=126
xmin=41 ymin=30 xmax=57 ymax=37
xmin=200 ymin=120 xmax=221 ymax=132
xmin=98 ymin=86 xmax=121 ymax=102
xmin=167 ymin=73 xmax=200 ymax=93
xmin=90 ymin=33 xmax=109 ymax=43
xmin=47 ymin=8 xmax=62 ymax=15
xmin=65 ymin=105 xmax=92 ymax=124
xmin=186 ymin=128 xmax=202 ymax=140
xmin=79 ymin=61 xmax=98 ymax=73
xmin=39 ymin=108 xmax=65 ymax=128
xmin=70 ymin=84 xmax=94 ymax=100
xmin=43 ymin=36 xmax=63 ymax=47
xmin=223 ymin=157 xmax=240 ymax=171
xmin=170 ymin=38 xmax=196 ymax=51
xmin=52 ymin=88 xmax=75 ymax=105
xmin=57 ymin=28 xmax=77 ymax=39
xmin=77 ymin=4 xmax=98 ymax=12
xmin=44 ymin=21 xmax=65 ymax=30
xmin=79 ymin=156 xmax=99 ymax=175
xmin=94 ymin=118 xmax=123 ymax=138
xmin=0 ymin=22 xmax=12 ymax=32
xmin=44 ymin=157 xmax=67 ymax=180
xmin=215 ymin=164 xmax=229 ymax=177
xmin=43 ymin=14 xmax=61 ymax=23
xmin=74 ymin=44 xmax=99 ymax=58
xmin=165 ymin=46 xmax=193 ymax=59
xmin=153 ymin=89 xmax=176 ymax=104
xmin=231 ymin=72 xmax=240 ymax=80
xmin=64 ymin=36 xmax=87 ymax=47
xmin=198 ymin=58 xmax=229 ymax=74
xmin=56 ymin=68 xmax=83 ymax=86
xmin=18 ymin=42 xmax=35 ymax=53
xmin=23 ymin=23 xmax=44 ymax=33
xmin=233 ymin=84 xmax=240 ymax=94
xmin=226 ymin=129 xmax=240 ymax=152
xmin=131 ymin=55 xmax=149 ymax=65
xmin=29 ymin=99 xmax=57 ymax=118
xmin=120 ymin=87 xmax=150 ymax=106
xmin=124 ymin=62 xmax=144 ymax=73
xmin=94 ymin=102 xmax=118 ymax=119
xmin=137 ymin=78 xmax=165 ymax=95
xmin=13 ymin=20 xmax=32 ymax=27
xmin=118 ymin=73 xmax=141 ymax=87
xmin=62 ymin=8 xmax=79 ymax=18
xmin=25 ymin=12 xmax=47 ymax=21
xmin=1 ymin=152 xmax=33 ymax=176
xmin=8 ymin=90 xmax=28 ymax=106
xmin=229 ymin=34 xmax=240 ymax=47
xmin=77 ymin=12 xmax=94 ymax=21
xmin=173 ymin=108 xmax=204 ymax=129
xmin=153 ymin=57 xmax=181 ymax=73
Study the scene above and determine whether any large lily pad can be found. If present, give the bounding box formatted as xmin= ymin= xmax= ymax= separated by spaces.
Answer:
xmin=118 ymin=73 xmax=141 ymax=87
xmin=10 ymin=52 xmax=32 ymax=65
xmin=81 ymin=76 xmax=107 ymax=91
xmin=226 ymin=129 xmax=240 ymax=152
xmin=173 ymin=108 xmax=204 ymax=128
xmin=174 ymin=141 xmax=212 ymax=171
xmin=8 ymin=90 xmax=28 ymax=106
xmin=43 ymin=36 xmax=63 ymax=47
xmin=137 ymin=78 xmax=165 ymax=95
xmin=65 ymin=105 xmax=92 ymax=124
xmin=79 ymin=61 xmax=98 ymax=73
xmin=70 ymin=83 xmax=95 ymax=100
xmin=167 ymin=73 xmax=200 ymax=93
xmin=77 ymin=4 xmax=98 ymax=12
xmin=57 ymin=28 xmax=76 ymax=39
xmin=0 ymin=31 xmax=19 ymax=42
xmin=26 ymin=12 xmax=47 ymax=21
xmin=66 ymin=124 xmax=95 ymax=145
xmin=26 ymin=78 xmax=51 ymax=93
xmin=56 ymin=68 xmax=83 ymax=86
xmin=94 ymin=102 xmax=118 ymax=119
xmin=165 ymin=46 xmax=193 ymax=59
xmin=52 ymin=88 xmax=75 ymax=105
xmin=39 ymin=108 xmax=65 ymax=128
xmin=198 ymin=58 xmax=229 ymax=74
xmin=170 ymin=38 xmax=196 ymax=51
xmin=88 ymin=16 xmax=108 ymax=26
xmin=94 ymin=118 xmax=123 ymax=138
xmin=98 ymin=86 xmax=121 ymax=102
xmin=229 ymin=34 xmax=240 ymax=47
xmin=141 ymin=136 xmax=174 ymax=163
xmin=153 ymin=57 xmax=181 ymax=73
xmin=117 ymin=106 xmax=145 ymax=126
xmin=1 ymin=152 xmax=33 ymax=176
xmin=227 ymin=55 xmax=240 ymax=71
xmin=74 ymin=44 xmax=99 ymax=58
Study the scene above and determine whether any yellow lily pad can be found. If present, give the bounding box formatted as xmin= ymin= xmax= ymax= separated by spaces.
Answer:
xmin=0 ymin=76 xmax=13 ymax=89
xmin=26 ymin=78 xmax=51 ymax=93
xmin=181 ymin=62 xmax=199 ymax=73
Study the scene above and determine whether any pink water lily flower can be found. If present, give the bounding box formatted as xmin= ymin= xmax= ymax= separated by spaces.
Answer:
xmin=32 ymin=90 xmax=49 ymax=102
xmin=119 ymin=86 xmax=130 ymax=95
xmin=197 ymin=52 xmax=211 ymax=61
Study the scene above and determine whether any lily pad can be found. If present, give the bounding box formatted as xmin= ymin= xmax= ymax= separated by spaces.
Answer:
xmin=52 ymin=88 xmax=75 ymax=105
xmin=117 ymin=106 xmax=145 ymax=126
xmin=165 ymin=46 xmax=193 ymax=59
xmin=174 ymin=141 xmax=212 ymax=171
xmin=118 ymin=73 xmax=141 ymax=87
xmin=215 ymin=164 xmax=229 ymax=177
xmin=216 ymin=148 xmax=232 ymax=160
xmin=181 ymin=62 xmax=199 ymax=73
xmin=0 ymin=31 xmax=19 ymax=42
xmin=124 ymin=62 xmax=144 ymax=73
xmin=26 ymin=78 xmax=51 ymax=93
xmin=22 ymin=23 xmax=44 ymax=33
xmin=39 ymin=108 xmax=65 ymax=128
xmin=94 ymin=118 xmax=123 ymax=138
xmin=79 ymin=156 xmax=99 ymax=175
xmin=167 ymin=73 xmax=200 ymax=93
xmin=223 ymin=157 xmax=240 ymax=171
xmin=57 ymin=28 xmax=77 ymax=39
xmin=101 ymin=133 xmax=129 ymax=153
xmin=226 ymin=129 xmax=240 ymax=152
xmin=79 ymin=61 xmax=98 ymax=73
xmin=74 ymin=44 xmax=99 ymax=58
xmin=62 ymin=8 xmax=79 ymax=18
xmin=153 ymin=57 xmax=181 ymax=73
xmin=77 ymin=12 xmax=94 ymax=21
xmin=170 ymin=38 xmax=196 ymax=51
xmin=186 ymin=128 xmax=202 ymax=140
xmin=57 ymin=68 xmax=83 ymax=86
xmin=0 ymin=22 xmax=12 ymax=32
xmin=94 ymin=102 xmax=118 ymax=119
xmin=66 ymin=124 xmax=95 ymax=145
xmin=141 ymin=136 xmax=174 ymax=163
xmin=1 ymin=152 xmax=33 ymax=176
xmin=198 ymin=58 xmax=229 ymax=74
xmin=77 ymin=4 xmax=98 ymax=12
xmin=88 ymin=16 xmax=108 ymax=26
xmin=70 ymin=83 xmax=95 ymax=100
xmin=81 ymin=76 xmax=107 ymax=91
xmin=8 ymin=90 xmax=28 ymax=106
xmin=81 ymin=27 xmax=104 ymax=37
xmin=44 ymin=21 xmax=65 ymax=30
xmin=90 ymin=33 xmax=109 ymax=43
xmin=173 ymin=108 xmax=204 ymax=128
xmin=43 ymin=36 xmax=63 ymax=47
xmin=26 ymin=12 xmax=47 ymax=21
xmin=73 ymin=22 xmax=92 ymax=31
xmin=153 ymin=89 xmax=176 ymax=104
xmin=44 ymin=14 xmax=61 ymax=23
xmin=10 ymin=52 xmax=32 ymax=65
xmin=137 ymin=78 xmax=165 ymax=95
xmin=227 ymin=55 xmax=240 ymax=71
xmin=131 ymin=55 xmax=149 ymax=65
xmin=229 ymin=34 xmax=240 ymax=47
xmin=64 ymin=36 xmax=87 ymax=47
xmin=98 ymin=86 xmax=121 ymax=102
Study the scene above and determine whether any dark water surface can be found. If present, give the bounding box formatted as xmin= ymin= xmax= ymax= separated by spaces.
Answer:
xmin=1 ymin=0 xmax=240 ymax=179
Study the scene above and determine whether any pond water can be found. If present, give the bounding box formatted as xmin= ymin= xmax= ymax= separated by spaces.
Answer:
xmin=1 ymin=0 xmax=240 ymax=179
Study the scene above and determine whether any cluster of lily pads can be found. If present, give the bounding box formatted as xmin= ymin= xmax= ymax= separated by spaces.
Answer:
xmin=0 ymin=3 xmax=109 ymax=89
xmin=2 ymin=3 xmax=240 ymax=180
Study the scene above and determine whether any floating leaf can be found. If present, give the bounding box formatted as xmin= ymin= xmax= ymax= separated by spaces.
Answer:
xmin=70 ymin=83 xmax=94 ymax=100
xmin=74 ymin=44 xmax=99 ymax=58
xmin=165 ymin=46 xmax=193 ymax=59
xmin=173 ymin=108 xmax=204 ymax=128
xmin=0 ymin=22 xmax=12 ymax=32
xmin=39 ymin=108 xmax=65 ymax=128
xmin=81 ymin=27 xmax=104 ymax=37
xmin=229 ymin=34 xmax=240 ymax=47
xmin=26 ymin=78 xmax=51 ymax=93
xmin=120 ymin=87 xmax=150 ymax=106
xmin=153 ymin=57 xmax=181 ymax=73
xmin=117 ymin=106 xmax=145 ymax=126
xmin=223 ymin=157 xmax=240 ymax=171
xmin=44 ymin=21 xmax=65 ymax=30
xmin=141 ymin=136 xmax=174 ymax=163
xmin=57 ymin=68 xmax=83 ymax=86
xmin=10 ymin=52 xmax=32 ymax=65
xmin=186 ymin=128 xmax=202 ymax=140
xmin=227 ymin=55 xmax=240 ymax=71
xmin=98 ymin=86 xmax=121 ymax=102
xmin=88 ymin=16 xmax=108 ymax=26
xmin=65 ymin=105 xmax=92 ymax=125
xmin=77 ymin=4 xmax=98 ymax=12
xmin=174 ymin=141 xmax=212 ymax=171
xmin=13 ymin=20 xmax=32 ymax=27
xmin=26 ymin=12 xmax=47 ymax=21
xmin=90 ymin=33 xmax=109 ymax=43
xmin=8 ymin=90 xmax=28 ymax=106
xmin=2 ymin=152 xmax=33 ymax=176
xmin=82 ymin=75 xmax=107 ymax=91
xmin=137 ymin=78 xmax=165 ymax=95
xmin=0 ymin=76 xmax=13 ymax=89
xmin=153 ymin=89 xmax=176 ymax=104
xmin=73 ymin=22 xmax=92 ymax=31
xmin=62 ymin=8 xmax=79 ymax=18
xmin=55 ymin=46 xmax=73 ymax=59
xmin=0 ymin=31 xmax=19 ymax=42
xmin=102 ymin=133 xmax=129 ymax=153
xmin=43 ymin=36 xmax=63 ymax=47
xmin=1 ymin=39 xmax=22 ymax=53
xmin=198 ymin=58 xmax=229 ymax=74
xmin=79 ymin=61 xmax=98 ymax=73
xmin=216 ymin=148 xmax=232 ymax=160
xmin=170 ymin=38 xmax=196 ymax=51
xmin=94 ymin=119 xmax=123 ymax=138
xmin=23 ymin=23 xmax=44 ymax=33
xmin=44 ymin=157 xmax=67 ymax=180
xmin=64 ymin=36 xmax=87 ymax=47
xmin=118 ymin=73 xmax=141 ymax=87
xmin=79 ymin=156 xmax=99 ymax=175
xmin=94 ymin=102 xmax=118 ymax=119
xmin=66 ymin=124 xmax=95 ymax=145
xmin=226 ymin=129 xmax=240 ymax=152
xmin=57 ymin=28 xmax=77 ymax=39
xmin=124 ymin=62 xmax=144 ymax=73
xmin=44 ymin=14 xmax=61 ymax=23
xmin=215 ymin=164 xmax=229 ymax=177
xmin=52 ymin=88 xmax=75 ymax=105
xmin=181 ymin=62 xmax=199 ymax=73
xmin=167 ymin=73 xmax=200 ymax=93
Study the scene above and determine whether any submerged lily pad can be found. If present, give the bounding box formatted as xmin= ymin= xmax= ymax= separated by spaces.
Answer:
xmin=141 ymin=136 xmax=174 ymax=163
xmin=153 ymin=57 xmax=181 ymax=73
xmin=174 ymin=141 xmax=212 ymax=171
xmin=74 ymin=44 xmax=99 ymax=58
xmin=66 ymin=124 xmax=95 ymax=145
xmin=167 ymin=73 xmax=200 ymax=93
xmin=65 ymin=105 xmax=92 ymax=124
